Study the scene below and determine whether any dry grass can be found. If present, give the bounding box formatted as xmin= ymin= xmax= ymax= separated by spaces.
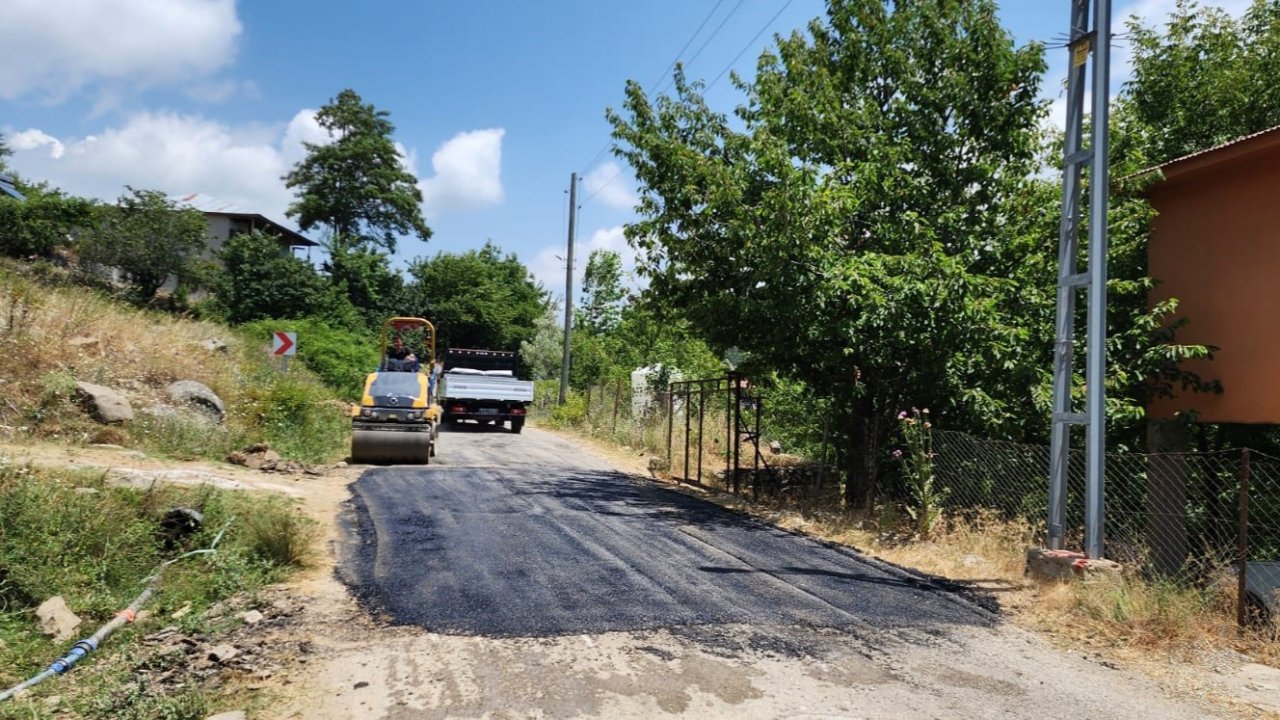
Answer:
xmin=0 ymin=266 xmax=348 ymax=462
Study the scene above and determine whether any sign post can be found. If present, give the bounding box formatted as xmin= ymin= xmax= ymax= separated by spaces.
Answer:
xmin=271 ymin=331 xmax=297 ymax=372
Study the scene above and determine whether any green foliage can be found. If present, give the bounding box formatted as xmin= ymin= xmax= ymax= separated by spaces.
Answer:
xmin=239 ymin=318 xmax=379 ymax=400
xmin=208 ymin=231 xmax=328 ymax=324
xmin=324 ymin=243 xmax=406 ymax=329
xmin=244 ymin=370 xmax=349 ymax=464
xmin=520 ymin=303 xmax=564 ymax=381
xmin=77 ymin=187 xmax=208 ymax=303
xmin=577 ymin=249 xmax=627 ymax=334
xmin=403 ymin=241 xmax=547 ymax=352
xmin=894 ymin=409 xmax=946 ymax=538
xmin=0 ymin=182 xmax=95 ymax=258
xmin=0 ymin=466 xmax=313 ymax=719
xmin=283 ymin=88 xmax=431 ymax=253
xmin=0 ymin=131 xmax=9 ymax=172
xmin=1125 ymin=0 xmax=1280 ymax=165
xmin=608 ymin=0 xmax=1047 ymax=503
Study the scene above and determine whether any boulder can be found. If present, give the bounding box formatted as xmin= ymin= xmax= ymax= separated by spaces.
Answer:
xmin=166 ymin=381 xmax=225 ymax=423
xmin=208 ymin=644 xmax=240 ymax=663
xmin=36 ymin=596 xmax=82 ymax=642
xmin=197 ymin=338 xmax=229 ymax=353
xmin=75 ymin=381 xmax=133 ymax=423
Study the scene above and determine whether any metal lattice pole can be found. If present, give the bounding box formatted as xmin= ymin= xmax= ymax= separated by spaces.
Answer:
xmin=1050 ymin=0 xmax=1111 ymax=558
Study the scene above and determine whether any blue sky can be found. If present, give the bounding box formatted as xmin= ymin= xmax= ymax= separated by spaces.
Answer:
xmin=0 ymin=0 xmax=1248 ymax=300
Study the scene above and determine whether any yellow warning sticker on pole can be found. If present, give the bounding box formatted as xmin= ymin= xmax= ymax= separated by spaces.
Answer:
xmin=1072 ymin=38 xmax=1091 ymax=67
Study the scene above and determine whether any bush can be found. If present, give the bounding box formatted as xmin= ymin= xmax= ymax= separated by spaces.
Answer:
xmin=0 ymin=185 xmax=94 ymax=258
xmin=239 ymin=318 xmax=379 ymax=400
xmin=245 ymin=370 xmax=349 ymax=463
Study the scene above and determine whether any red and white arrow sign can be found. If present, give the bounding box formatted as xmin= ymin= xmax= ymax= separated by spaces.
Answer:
xmin=272 ymin=331 xmax=296 ymax=356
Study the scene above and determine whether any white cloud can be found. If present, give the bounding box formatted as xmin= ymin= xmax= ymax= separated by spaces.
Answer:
xmin=5 ymin=110 xmax=319 ymax=223
xmin=582 ymin=162 xmax=636 ymax=211
xmin=418 ymin=128 xmax=506 ymax=217
xmin=0 ymin=0 xmax=242 ymax=102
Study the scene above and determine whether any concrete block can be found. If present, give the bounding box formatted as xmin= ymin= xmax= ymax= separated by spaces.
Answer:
xmin=1026 ymin=547 xmax=1122 ymax=584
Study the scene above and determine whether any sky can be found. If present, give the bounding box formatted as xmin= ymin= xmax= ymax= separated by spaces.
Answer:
xmin=0 ymin=0 xmax=1252 ymax=305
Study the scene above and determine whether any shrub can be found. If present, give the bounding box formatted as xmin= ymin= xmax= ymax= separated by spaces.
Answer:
xmin=239 ymin=318 xmax=379 ymax=401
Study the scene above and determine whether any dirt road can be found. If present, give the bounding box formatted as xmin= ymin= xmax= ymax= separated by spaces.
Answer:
xmin=272 ymin=426 xmax=1219 ymax=719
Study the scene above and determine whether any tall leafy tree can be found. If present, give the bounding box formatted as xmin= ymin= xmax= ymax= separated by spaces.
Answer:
xmin=0 ymin=182 xmax=95 ymax=258
xmin=283 ymin=89 xmax=431 ymax=254
xmin=609 ymin=0 xmax=1047 ymax=505
xmin=403 ymin=241 xmax=546 ymax=352
xmin=78 ymin=188 xmax=208 ymax=303
xmin=576 ymin=249 xmax=627 ymax=334
xmin=0 ymin=132 xmax=10 ymax=172
xmin=520 ymin=303 xmax=564 ymax=381
xmin=210 ymin=231 xmax=329 ymax=324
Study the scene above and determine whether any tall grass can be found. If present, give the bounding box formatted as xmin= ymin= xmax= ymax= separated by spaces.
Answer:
xmin=0 ymin=460 xmax=316 ymax=717
xmin=0 ymin=267 xmax=349 ymax=463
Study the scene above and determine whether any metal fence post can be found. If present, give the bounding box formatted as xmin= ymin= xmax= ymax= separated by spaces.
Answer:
xmin=1237 ymin=448 xmax=1252 ymax=631
xmin=666 ymin=386 xmax=675 ymax=470
xmin=697 ymin=383 xmax=706 ymax=485
xmin=684 ymin=384 xmax=692 ymax=483
xmin=612 ymin=379 xmax=621 ymax=434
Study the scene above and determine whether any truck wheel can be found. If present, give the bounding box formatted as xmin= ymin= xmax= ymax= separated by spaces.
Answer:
xmin=511 ymin=418 xmax=525 ymax=434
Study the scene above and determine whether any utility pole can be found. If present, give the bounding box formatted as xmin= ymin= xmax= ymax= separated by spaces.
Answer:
xmin=1049 ymin=0 xmax=1111 ymax=559
xmin=558 ymin=173 xmax=577 ymax=405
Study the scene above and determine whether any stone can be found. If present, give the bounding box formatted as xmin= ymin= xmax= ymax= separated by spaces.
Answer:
xmin=961 ymin=554 xmax=987 ymax=567
xmin=36 ymin=596 xmax=82 ymax=642
xmin=197 ymin=338 xmax=229 ymax=353
xmin=74 ymin=381 xmax=134 ymax=423
xmin=68 ymin=336 xmax=100 ymax=352
xmin=205 ymin=712 xmax=247 ymax=720
xmin=171 ymin=604 xmax=193 ymax=620
xmin=43 ymin=695 xmax=62 ymax=710
xmin=1026 ymin=548 xmax=1122 ymax=584
xmin=208 ymin=644 xmax=240 ymax=663
xmin=238 ymin=610 xmax=264 ymax=625
xmin=166 ymin=381 xmax=225 ymax=423
xmin=769 ymin=440 xmax=783 ymax=455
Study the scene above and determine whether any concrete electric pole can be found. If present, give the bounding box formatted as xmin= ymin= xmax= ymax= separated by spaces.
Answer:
xmin=558 ymin=173 xmax=578 ymax=405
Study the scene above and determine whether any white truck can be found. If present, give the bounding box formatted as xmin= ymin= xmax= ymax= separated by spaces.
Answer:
xmin=439 ymin=348 xmax=535 ymax=433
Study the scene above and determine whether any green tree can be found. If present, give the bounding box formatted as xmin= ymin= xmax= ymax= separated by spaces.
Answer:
xmin=0 ymin=181 xmax=95 ymax=258
xmin=210 ymin=231 xmax=329 ymax=324
xmin=78 ymin=188 xmax=209 ymax=302
xmin=323 ymin=243 xmax=405 ymax=329
xmin=608 ymin=0 xmax=1047 ymax=505
xmin=0 ymin=132 xmax=10 ymax=172
xmin=403 ymin=241 xmax=546 ymax=352
xmin=283 ymin=89 xmax=431 ymax=254
xmin=576 ymin=249 xmax=627 ymax=334
xmin=520 ymin=303 xmax=564 ymax=381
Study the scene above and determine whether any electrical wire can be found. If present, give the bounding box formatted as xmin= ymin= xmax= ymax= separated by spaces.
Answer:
xmin=707 ymin=0 xmax=796 ymax=90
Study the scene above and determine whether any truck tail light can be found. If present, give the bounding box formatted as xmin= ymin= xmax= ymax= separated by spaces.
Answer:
xmin=450 ymin=405 xmax=467 ymax=414
xmin=510 ymin=407 xmax=526 ymax=415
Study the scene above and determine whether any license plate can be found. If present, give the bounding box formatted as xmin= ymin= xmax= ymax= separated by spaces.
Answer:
xmin=479 ymin=408 xmax=499 ymax=415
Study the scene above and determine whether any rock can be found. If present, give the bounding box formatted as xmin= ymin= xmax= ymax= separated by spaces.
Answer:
xmin=74 ymin=381 xmax=133 ymax=423
xmin=43 ymin=695 xmax=62 ymax=710
xmin=263 ymin=449 xmax=282 ymax=464
xmin=961 ymin=554 xmax=987 ymax=567
xmin=354 ymin=681 xmax=369 ymax=689
xmin=769 ymin=440 xmax=783 ymax=455
xmin=205 ymin=712 xmax=247 ymax=720
xmin=208 ymin=644 xmax=240 ymax=663
xmin=69 ymin=336 xmax=100 ymax=352
xmin=334 ymin=461 xmax=349 ymax=469
xmin=74 ymin=487 xmax=100 ymax=495
xmin=1025 ymin=548 xmax=1122 ymax=584
xmin=238 ymin=610 xmax=264 ymax=625
xmin=171 ymin=604 xmax=192 ymax=620
xmin=197 ymin=338 xmax=229 ymax=353
xmin=134 ymin=610 xmax=153 ymax=624
xmin=36 ymin=596 xmax=82 ymax=642
xmin=166 ymin=381 xmax=225 ymax=423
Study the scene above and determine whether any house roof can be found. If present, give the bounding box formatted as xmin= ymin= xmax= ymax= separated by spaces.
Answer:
xmin=1132 ymin=124 xmax=1280 ymax=187
xmin=0 ymin=173 xmax=24 ymax=201
xmin=173 ymin=193 xmax=317 ymax=247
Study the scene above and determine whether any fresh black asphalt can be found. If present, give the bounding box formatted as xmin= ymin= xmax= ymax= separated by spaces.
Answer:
xmin=336 ymin=433 xmax=994 ymax=638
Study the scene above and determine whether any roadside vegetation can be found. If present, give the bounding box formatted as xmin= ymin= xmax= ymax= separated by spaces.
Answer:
xmin=0 ymin=460 xmax=316 ymax=719
xmin=531 ymin=0 xmax=1280 ymax=679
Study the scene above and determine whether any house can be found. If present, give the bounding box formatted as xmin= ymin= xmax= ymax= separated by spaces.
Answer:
xmin=0 ymin=173 xmax=24 ymax=201
xmin=173 ymin=193 xmax=317 ymax=258
xmin=1144 ymin=125 xmax=1280 ymax=425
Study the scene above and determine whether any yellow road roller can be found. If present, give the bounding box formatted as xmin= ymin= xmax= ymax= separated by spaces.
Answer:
xmin=350 ymin=317 xmax=443 ymax=464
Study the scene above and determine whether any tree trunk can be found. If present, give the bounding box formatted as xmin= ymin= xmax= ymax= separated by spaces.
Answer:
xmin=841 ymin=395 xmax=878 ymax=510
xmin=1146 ymin=418 xmax=1190 ymax=577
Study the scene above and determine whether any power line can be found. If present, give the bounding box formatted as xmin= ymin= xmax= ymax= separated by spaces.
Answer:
xmin=655 ymin=0 xmax=747 ymax=96
xmin=707 ymin=0 xmax=795 ymax=90
xmin=580 ymin=0 xmax=731 ymax=176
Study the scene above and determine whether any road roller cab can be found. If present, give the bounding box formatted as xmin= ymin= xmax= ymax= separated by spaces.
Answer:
xmin=350 ymin=317 xmax=443 ymax=464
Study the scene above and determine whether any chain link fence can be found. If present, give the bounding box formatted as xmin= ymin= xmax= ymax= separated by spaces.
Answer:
xmin=933 ymin=429 xmax=1280 ymax=620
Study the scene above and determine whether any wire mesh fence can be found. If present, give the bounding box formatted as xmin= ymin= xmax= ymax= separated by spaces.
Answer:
xmin=933 ymin=429 xmax=1280 ymax=620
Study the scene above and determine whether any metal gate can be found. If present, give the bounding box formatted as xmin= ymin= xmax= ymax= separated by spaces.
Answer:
xmin=666 ymin=373 xmax=773 ymax=498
